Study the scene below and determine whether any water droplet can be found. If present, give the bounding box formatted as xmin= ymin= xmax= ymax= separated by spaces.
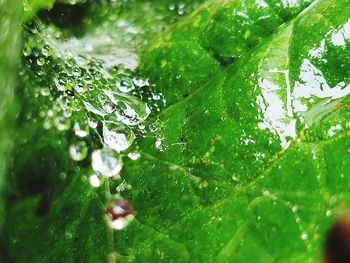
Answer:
xmin=63 ymin=108 xmax=73 ymax=118
xmin=104 ymin=90 xmax=150 ymax=126
xmin=102 ymin=100 xmax=115 ymax=114
xmin=69 ymin=141 xmax=88 ymax=161
xmin=54 ymin=116 xmax=70 ymax=131
xmin=262 ymin=190 xmax=270 ymax=197
xmin=74 ymin=122 xmax=89 ymax=138
xmin=155 ymin=136 xmax=165 ymax=152
xmin=301 ymin=232 xmax=308 ymax=240
xmin=132 ymin=77 xmax=148 ymax=88
xmin=40 ymin=87 xmax=50 ymax=96
xmin=178 ymin=8 xmax=185 ymax=15
xmin=87 ymin=117 xmax=98 ymax=129
xmin=55 ymin=78 xmax=66 ymax=91
xmin=117 ymin=79 xmax=134 ymax=93
xmin=74 ymin=83 xmax=85 ymax=93
xmin=65 ymin=90 xmax=75 ymax=97
xmin=42 ymin=45 xmax=53 ymax=57
xmin=103 ymin=121 xmax=135 ymax=152
xmin=91 ymin=148 xmax=123 ymax=177
xmin=292 ymin=206 xmax=298 ymax=213
xmin=152 ymin=94 xmax=161 ymax=101
xmin=72 ymin=67 xmax=81 ymax=77
xmin=148 ymin=122 xmax=158 ymax=132
xmin=37 ymin=57 xmax=46 ymax=66
xmin=106 ymin=199 xmax=134 ymax=230
xmin=326 ymin=210 xmax=332 ymax=217
xmin=89 ymin=174 xmax=101 ymax=188
xmin=128 ymin=152 xmax=140 ymax=160
xmin=23 ymin=46 xmax=32 ymax=57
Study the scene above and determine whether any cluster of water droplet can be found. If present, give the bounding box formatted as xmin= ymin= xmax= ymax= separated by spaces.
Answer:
xmin=19 ymin=0 xmax=201 ymax=230
xmin=20 ymin=19 xmax=168 ymax=229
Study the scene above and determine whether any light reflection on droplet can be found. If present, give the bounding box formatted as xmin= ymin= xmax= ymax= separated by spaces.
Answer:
xmin=89 ymin=174 xmax=101 ymax=188
xmin=301 ymin=232 xmax=308 ymax=240
xmin=103 ymin=121 xmax=135 ymax=152
xmin=74 ymin=122 xmax=89 ymax=138
xmin=127 ymin=152 xmax=140 ymax=160
xmin=69 ymin=141 xmax=88 ymax=161
xmin=91 ymin=148 xmax=123 ymax=177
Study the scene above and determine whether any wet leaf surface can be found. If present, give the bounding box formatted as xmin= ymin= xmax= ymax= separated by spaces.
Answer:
xmin=2 ymin=0 xmax=350 ymax=262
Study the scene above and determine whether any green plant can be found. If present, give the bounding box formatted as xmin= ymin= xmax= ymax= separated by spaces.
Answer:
xmin=1 ymin=0 xmax=350 ymax=262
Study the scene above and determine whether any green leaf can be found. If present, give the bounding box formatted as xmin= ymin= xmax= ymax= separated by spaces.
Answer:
xmin=3 ymin=1 xmax=207 ymax=261
xmin=0 ymin=0 xmax=20 ymax=226
xmin=4 ymin=0 xmax=350 ymax=262
xmin=113 ymin=0 xmax=350 ymax=261
xmin=140 ymin=0 xmax=315 ymax=105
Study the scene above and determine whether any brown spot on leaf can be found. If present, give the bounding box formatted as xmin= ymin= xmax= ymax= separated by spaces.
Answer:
xmin=106 ymin=199 xmax=134 ymax=221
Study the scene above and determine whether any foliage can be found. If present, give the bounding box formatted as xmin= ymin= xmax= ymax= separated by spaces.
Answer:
xmin=2 ymin=0 xmax=350 ymax=262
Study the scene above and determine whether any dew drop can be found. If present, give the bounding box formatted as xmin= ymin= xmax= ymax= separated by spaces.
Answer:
xmin=89 ymin=174 xmax=101 ymax=188
xmin=301 ymin=232 xmax=308 ymax=240
xmin=132 ymin=77 xmax=148 ymax=88
xmin=155 ymin=137 xmax=165 ymax=151
xmin=69 ymin=141 xmax=88 ymax=161
xmin=104 ymin=90 xmax=150 ymax=126
xmin=102 ymin=100 xmax=115 ymax=114
xmin=152 ymin=94 xmax=161 ymax=101
xmin=63 ymin=108 xmax=73 ymax=118
xmin=262 ymin=190 xmax=270 ymax=197
xmin=40 ymin=87 xmax=50 ymax=96
xmin=55 ymin=78 xmax=66 ymax=91
xmin=117 ymin=79 xmax=134 ymax=93
xmin=128 ymin=152 xmax=140 ymax=160
xmin=74 ymin=122 xmax=89 ymax=138
xmin=23 ymin=46 xmax=32 ymax=57
xmin=103 ymin=121 xmax=135 ymax=152
xmin=91 ymin=148 xmax=123 ymax=177
xmin=292 ymin=206 xmax=298 ymax=213
xmin=148 ymin=122 xmax=158 ymax=132
xmin=42 ymin=45 xmax=53 ymax=57
xmin=72 ymin=67 xmax=81 ymax=77
xmin=54 ymin=116 xmax=70 ymax=131
xmin=37 ymin=57 xmax=46 ymax=66
xmin=87 ymin=117 xmax=98 ymax=129
xmin=169 ymin=3 xmax=175 ymax=11
xmin=65 ymin=90 xmax=75 ymax=97
xmin=74 ymin=83 xmax=85 ymax=93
